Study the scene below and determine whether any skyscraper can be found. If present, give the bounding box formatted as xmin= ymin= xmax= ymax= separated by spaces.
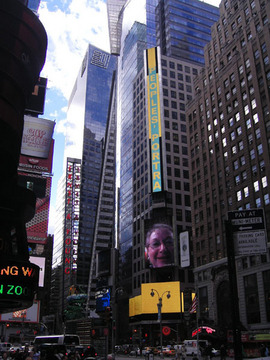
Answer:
xmin=52 ymin=44 xmax=116 ymax=327
xmin=156 ymin=0 xmax=220 ymax=63
xmin=27 ymin=0 xmax=40 ymax=15
xmin=187 ymin=0 xmax=270 ymax=342
xmin=107 ymin=0 xmax=219 ymax=344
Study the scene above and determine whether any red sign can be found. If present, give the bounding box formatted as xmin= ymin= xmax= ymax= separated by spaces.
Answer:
xmin=162 ymin=326 xmax=171 ymax=336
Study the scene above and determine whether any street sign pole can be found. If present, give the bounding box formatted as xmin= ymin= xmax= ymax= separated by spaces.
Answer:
xmin=225 ymin=220 xmax=242 ymax=360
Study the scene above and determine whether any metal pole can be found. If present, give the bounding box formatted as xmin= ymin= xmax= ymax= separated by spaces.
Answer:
xmin=225 ymin=220 xmax=242 ymax=360
xmin=158 ymin=298 xmax=162 ymax=347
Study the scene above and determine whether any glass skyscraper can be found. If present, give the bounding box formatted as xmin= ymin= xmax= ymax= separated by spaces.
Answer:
xmin=27 ymin=0 xmax=40 ymax=14
xmin=156 ymin=0 xmax=219 ymax=64
xmin=53 ymin=44 xmax=116 ymax=320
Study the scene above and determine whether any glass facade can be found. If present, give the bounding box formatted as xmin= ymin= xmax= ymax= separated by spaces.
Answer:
xmin=27 ymin=0 xmax=40 ymax=14
xmin=118 ymin=22 xmax=147 ymax=293
xmin=55 ymin=44 xmax=116 ymax=292
xmin=156 ymin=0 xmax=219 ymax=64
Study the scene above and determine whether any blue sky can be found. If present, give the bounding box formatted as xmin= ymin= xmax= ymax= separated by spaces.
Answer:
xmin=38 ymin=0 xmax=221 ymax=233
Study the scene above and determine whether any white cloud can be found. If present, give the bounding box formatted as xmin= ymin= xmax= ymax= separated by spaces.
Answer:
xmin=39 ymin=0 xmax=110 ymax=100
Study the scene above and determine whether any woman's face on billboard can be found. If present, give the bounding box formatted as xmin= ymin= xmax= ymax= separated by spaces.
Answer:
xmin=147 ymin=226 xmax=174 ymax=268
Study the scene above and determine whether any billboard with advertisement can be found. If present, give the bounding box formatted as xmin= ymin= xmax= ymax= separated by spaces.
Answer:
xmin=145 ymin=47 xmax=165 ymax=193
xmin=19 ymin=139 xmax=54 ymax=174
xmin=0 ymin=301 xmax=40 ymax=323
xmin=21 ymin=116 xmax=55 ymax=159
xmin=180 ymin=231 xmax=190 ymax=268
xmin=129 ymin=282 xmax=181 ymax=317
xmin=144 ymin=216 xmax=175 ymax=269
xmin=95 ymin=288 xmax=111 ymax=312
xmin=18 ymin=140 xmax=54 ymax=242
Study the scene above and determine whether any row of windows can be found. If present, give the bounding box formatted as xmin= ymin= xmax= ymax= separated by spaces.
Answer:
xmin=161 ymin=58 xmax=198 ymax=76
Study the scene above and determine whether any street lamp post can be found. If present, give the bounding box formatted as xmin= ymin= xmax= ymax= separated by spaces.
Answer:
xmin=150 ymin=289 xmax=171 ymax=348
xmin=112 ymin=287 xmax=123 ymax=358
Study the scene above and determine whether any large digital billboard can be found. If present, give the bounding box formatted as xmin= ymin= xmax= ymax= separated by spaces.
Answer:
xmin=129 ymin=282 xmax=181 ymax=317
xmin=144 ymin=217 xmax=175 ymax=268
xmin=145 ymin=47 xmax=164 ymax=193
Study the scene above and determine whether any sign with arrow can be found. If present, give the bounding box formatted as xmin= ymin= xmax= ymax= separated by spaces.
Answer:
xmin=228 ymin=209 xmax=267 ymax=255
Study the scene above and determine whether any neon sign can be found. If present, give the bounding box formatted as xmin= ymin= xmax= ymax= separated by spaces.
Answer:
xmin=192 ymin=326 xmax=216 ymax=337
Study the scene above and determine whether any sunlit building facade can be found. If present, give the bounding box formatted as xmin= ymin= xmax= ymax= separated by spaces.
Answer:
xmin=187 ymin=0 xmax=270 ymax=340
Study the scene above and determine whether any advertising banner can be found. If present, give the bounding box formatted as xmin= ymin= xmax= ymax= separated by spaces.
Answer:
xmin=145 ymin=47 xmax=164 ymax=193
xmin=0 ymin=301 xmax=40 ymax=323
xmin=21 ymin=116 xmax=55 ymax=159
xmin=129 ymin=282 xmax=181 ymax=316
xmin=180 ymin=231 xmax=190 ymax=267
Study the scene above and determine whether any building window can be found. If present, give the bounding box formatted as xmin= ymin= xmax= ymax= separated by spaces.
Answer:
xmin=257 ymin=144 xmax=263 ymax=155
xmin=237 ymin=190 xmax=242 ymax=201
xmin=253 ymin=113 xmax=259 ymax=123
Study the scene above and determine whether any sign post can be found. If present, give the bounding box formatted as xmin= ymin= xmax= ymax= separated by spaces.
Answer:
xmin=225 ymin=220 xmax=242 ymax=360
xmin=226 ymin=209 xmax=266 ymax=360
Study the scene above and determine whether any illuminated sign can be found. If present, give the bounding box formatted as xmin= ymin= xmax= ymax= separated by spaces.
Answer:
xmin=146 ymin=47 xmax=163 ymax=193
xmin=95 ymin=288 xmax=111 ymax=312
xmin=64 ymin=158 xmax=81 ymax=277
xmin=144 ymin=216 xmax=175 ymax=269
xmin=129 ymin=282 xmax=182 ymax=317
xmin=0 ymin=259 xmax=39 ymax=312
xmin=192 ymin=326 xmax=216 ymax=337
xmin=0 ymin=300 xmax=40 ymax=323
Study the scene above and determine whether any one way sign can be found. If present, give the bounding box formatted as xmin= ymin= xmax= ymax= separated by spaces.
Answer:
xmin=228 ymin=209 xmax=267 ymax=255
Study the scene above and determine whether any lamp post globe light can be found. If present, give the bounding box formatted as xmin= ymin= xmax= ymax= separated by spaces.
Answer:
xmin=150 ymin=289 xmax=171 ymax=348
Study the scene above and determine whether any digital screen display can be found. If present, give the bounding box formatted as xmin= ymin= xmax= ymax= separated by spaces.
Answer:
xmin=0 ymin=259 xmax=40 ymax=311
xmin=95 ymin=288 xmax=111 ymax=312
xmin=144 ymin=217 xmax=175 ymax=268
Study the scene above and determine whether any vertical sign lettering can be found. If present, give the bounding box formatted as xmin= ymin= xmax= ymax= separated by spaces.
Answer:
xmin=64 ymin=159 xmax=81 ymax=281
xmin=146 ymin=47 xmax=163 ymax=192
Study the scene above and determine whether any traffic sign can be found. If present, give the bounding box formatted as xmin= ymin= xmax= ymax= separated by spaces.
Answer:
xmin=228 ymin=209 xmax=267 ymax=255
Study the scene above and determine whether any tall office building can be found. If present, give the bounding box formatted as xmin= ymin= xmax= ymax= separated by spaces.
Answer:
xmin=187 ymin=0 xmax=270 ymax=341
xmin=156 ymin=0 xmax=220 ymax=64
xmin=107 ymin=0 xmax=219 ymax=344
xmin=52 ymin=44 xmax=116 ymax=328
xmin=110 ymin=0 xmax=219 ymax=292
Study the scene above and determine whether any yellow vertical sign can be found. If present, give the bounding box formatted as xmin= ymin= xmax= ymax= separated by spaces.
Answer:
xmin=146 ymin=47 xmax=163 ymax=192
